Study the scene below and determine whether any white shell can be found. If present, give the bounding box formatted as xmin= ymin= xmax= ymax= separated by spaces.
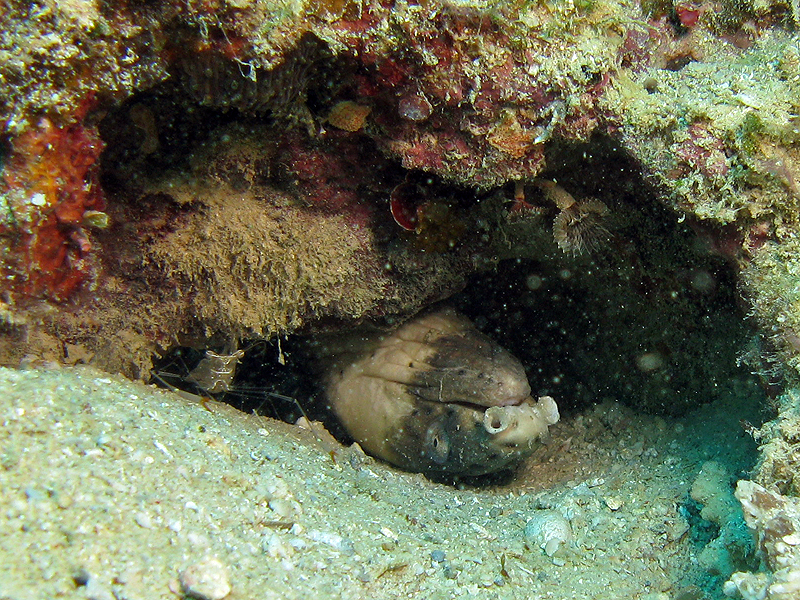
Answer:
xmin=524 ymin=510 xmax=573 ymax=557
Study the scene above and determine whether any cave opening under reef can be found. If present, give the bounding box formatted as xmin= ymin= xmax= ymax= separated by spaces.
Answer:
xmin=96 ymin=49 xmax=775 ymax=597
xmin=134 ymin=106 xmax=771 ymax=488
xmin=144 ymin=154 xmax=770 ymax=593
xmin=111 ymin=51 xmax=776 ymax=464
xmin=102 ymin=62 xmax=775 ymax=420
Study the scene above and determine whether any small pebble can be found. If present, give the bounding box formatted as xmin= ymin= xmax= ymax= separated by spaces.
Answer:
xmin=85 ymin=578 xmax=115 ymax=600
xmin=783 ymin=532 xmax=800 ymax=545
xmin=179 ymin=558 xmax=231 ymax=600
xmin=268 ymin=498 xmax=300 ymax=520
xmin=307 ymin=529 xmax=355 ymax=555
xmin=430 ymin=549 xmax=446 ymax=563
xmin=25 ymin=487 xmax=46 ymax=501
xmin=134 ymin=512 xmax=153 ymax=528
xmin=72 ymin=567 xmax=91 ymax=586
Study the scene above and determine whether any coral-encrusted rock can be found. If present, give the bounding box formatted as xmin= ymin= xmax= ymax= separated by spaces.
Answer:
xmin=1 ymin=0 xmax=800 ymax=387
xmin=67 ymin=121 xmax=474 ymax=375
xmin=324 ymin=3 xmax=617 ymax=189
xmin=3 ymin=0 xmax=620 ymax=371
xmin=753 ymin=389 xmax=800 ymax=498
xmin=1 ymin=109 xmax=106 ymax=302
xmin=724 ymin=481 xmax=800 ymax=600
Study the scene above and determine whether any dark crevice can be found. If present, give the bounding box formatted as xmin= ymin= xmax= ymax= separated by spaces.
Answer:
xmin=97 ymin=35 xmax=768 ymax=486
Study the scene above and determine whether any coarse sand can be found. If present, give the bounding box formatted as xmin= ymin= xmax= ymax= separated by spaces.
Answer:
xmin=0 ymin=365 xmax=763 ymax=599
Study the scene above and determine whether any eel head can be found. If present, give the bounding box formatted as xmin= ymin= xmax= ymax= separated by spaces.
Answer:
xmin=319 ymin=307 xmax=559 ymax=477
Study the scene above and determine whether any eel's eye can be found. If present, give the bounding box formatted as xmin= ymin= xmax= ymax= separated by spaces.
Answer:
xmin=424 ymin=422 xmax=451 ymax=465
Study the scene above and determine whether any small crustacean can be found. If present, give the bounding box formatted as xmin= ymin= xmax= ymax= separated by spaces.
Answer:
xmin=153 ymin=343 xmax=312 ymax=421
xmin=150 ymin=347 xmax=247 ymax=412
xmin=185 ymin=349 xmax=245 ymax=394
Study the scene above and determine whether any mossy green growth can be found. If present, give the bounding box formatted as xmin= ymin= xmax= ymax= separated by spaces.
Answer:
xmin=736 ymin=111 xmax=764 ymax=156
xmin=573 ymin=0 xmax=597 ymax=14
xmin=708 ymin=0 xmax=751 ymax=33
xmin=639 ymin=0 xmax=672 ymax=18
xmin=742 ymin=238 xmax=800 ymax=377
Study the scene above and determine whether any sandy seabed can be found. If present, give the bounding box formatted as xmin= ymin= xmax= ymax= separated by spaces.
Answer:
xmin=0 ymin=365 xmax=762 ymax=600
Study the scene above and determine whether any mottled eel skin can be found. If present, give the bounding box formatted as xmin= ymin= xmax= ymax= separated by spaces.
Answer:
xmin=310 ymin=307 xmax=559 ymax=477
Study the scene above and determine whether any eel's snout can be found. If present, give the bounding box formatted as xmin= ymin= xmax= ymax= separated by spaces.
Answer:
xmin=481 ymin=349 xmax=533 ymax=407
xmin=410 ymin=310 xmax=532 ymax=408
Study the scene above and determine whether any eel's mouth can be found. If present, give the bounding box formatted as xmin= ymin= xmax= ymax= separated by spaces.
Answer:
xmin=404 ymin=393 xmax=560 ymax=476
xmin=482 ymin=395 xmax=560 ymax=441
xmin=488 ymin=392 xmax=532 ymax=408
xmin=439 ymin=392 xmax=528 ymax=413
xmin=424 ymin=392 xmax=559 ymax=442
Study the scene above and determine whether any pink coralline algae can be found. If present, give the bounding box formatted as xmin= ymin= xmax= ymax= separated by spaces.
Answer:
xmin=672 ymin=122 xmax=730 ymax=183
xmin=277 ymin=129 xmax=399 ymax=227
xmin=675 ymin=2 xmax=704 ymax=28
xmin=317 ymin=6 xmax=609 ymax=189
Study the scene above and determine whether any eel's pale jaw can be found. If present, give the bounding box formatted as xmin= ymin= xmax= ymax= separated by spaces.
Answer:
xmin=483 ymin=396 xmax=560 ymax=444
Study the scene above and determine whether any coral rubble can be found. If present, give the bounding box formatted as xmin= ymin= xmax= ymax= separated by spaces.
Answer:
xmin=725 ymin=480 xmax=800 ymax=600
xmin=690 ymin=461 xmax=756 ymax=579
xmin=754 ymin=389 xmax=800 ymax=497
xmin=726 ymin=387 xmax=800 ymax=598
